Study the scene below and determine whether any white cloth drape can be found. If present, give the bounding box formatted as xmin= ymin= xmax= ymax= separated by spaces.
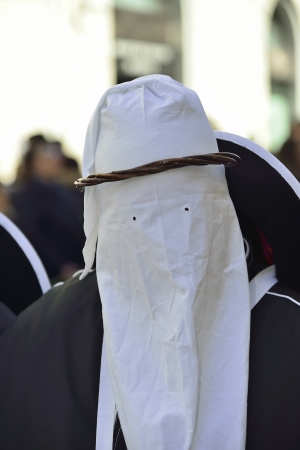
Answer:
xmin=81 ymin=75 xmax=250 ymax=450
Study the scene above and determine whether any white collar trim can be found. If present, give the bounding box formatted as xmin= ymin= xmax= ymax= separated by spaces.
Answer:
xmin=250 ymin=265 xmax=277 ymax=310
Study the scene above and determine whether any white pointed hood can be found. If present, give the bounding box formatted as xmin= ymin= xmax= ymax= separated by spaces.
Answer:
xmin=81 ymin=75 xmax=250 ymax=450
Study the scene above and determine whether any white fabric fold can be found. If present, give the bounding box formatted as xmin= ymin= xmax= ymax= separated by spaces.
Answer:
xmin=80 ymin=187 xmax=100 ymax=279
xmin=81 ymin=75 xmax=250 ymax=450
xmin=80 ymin=105 xmax=101 ymax=279
xmin=96 ymin=338 xmax=116 ymax=450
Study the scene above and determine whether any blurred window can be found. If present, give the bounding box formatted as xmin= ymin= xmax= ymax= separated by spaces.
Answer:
xmin=270 ymin=94 xmax=291 ymax=152
xmin=114 ymin=0 xmax=182 ymax=83
xmin=115 ymin=0 xmax=162 ymax=14
xmin=269 ymin=2 xmax=295 ymax=151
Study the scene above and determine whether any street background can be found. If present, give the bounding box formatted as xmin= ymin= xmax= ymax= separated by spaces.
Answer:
xmin=0 ymin=0 xmax=298 ymax=181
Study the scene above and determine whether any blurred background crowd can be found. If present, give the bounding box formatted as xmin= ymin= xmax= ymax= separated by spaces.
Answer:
xmin=0 ymin=134 xmax=84 ymax=282
xmin=1 ymin=0 xmax=300 ymax=282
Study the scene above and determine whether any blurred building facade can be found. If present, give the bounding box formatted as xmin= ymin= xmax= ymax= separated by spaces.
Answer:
xmin=0 ymin=0 xmax=299 ymax=181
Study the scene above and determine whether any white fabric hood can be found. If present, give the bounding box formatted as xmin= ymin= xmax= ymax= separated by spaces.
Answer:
xmin=81 ymin=75 xmax=250 ymax=450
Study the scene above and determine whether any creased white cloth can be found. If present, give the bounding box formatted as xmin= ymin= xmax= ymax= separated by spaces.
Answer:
xmin=81 ymin=75 xmax=250 ymax=450
xmin=96 ymin=338 xmax=116 ymax=450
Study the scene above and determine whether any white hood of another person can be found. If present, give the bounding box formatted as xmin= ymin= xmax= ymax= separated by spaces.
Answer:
xmin=81 ymin=75 xmax=250 ymax=450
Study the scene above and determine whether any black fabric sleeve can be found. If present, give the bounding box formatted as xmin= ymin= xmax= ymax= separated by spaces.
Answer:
xmin=0 ymin=271 xmax=102 ymax=450
xmin=246 ymin=282 xmax=300 ymax=450
xmin=0 ymin=302 xmax=16 ymax=337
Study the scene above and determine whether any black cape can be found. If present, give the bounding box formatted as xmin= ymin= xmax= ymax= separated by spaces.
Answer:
xmin=1 ymin=271 xmax=300 ymax=450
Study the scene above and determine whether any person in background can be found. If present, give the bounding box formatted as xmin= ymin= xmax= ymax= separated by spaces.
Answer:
xmin=276 ymin=122 xmax=300 ymax=182
xmin=57 ymin=155 xmax=84 ymax=225
xmin=0 ymin=183 xmax=16 ymax=221
xmin=11 ymin=134 xmax=85 ymax=281
xmin=15 ymin=135 xmax=62 ymax=184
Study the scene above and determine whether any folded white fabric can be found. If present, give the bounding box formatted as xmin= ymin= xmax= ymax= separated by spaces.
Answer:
xmin=81 ymin=75 xmax=250 ymax=450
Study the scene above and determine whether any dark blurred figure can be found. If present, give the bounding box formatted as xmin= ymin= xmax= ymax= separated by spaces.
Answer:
xmin=57 ymin=155 xmax=84 ymax=225
xmin=0 ymin=183 xmax=16 ymax=221
xmin=11 ymin=134 xmax=85 ymax=281
xmin=16 ymin=135 xmax=62 ymax=184
xmin=277 ymin=123 xmax=300 ymax=182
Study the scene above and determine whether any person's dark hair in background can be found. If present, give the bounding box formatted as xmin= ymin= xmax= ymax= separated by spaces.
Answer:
xmin=15 ymin=134 xmax=60 ymax=184
xmin=277 ymin=123 xmax=300 ymax=182
xmin=11 ymin=134 xmax=85 ymax=282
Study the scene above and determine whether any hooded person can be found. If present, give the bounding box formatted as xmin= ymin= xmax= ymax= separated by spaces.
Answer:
xmin=79 ymin=75 xmax=251 ymax=450
xmin=0 ymin=75 xmax=299 ymax=450
xmin=216 ymin=131 xmax=300 ymax=449
xmin=0 ymin=211 xmax=50 ymax=329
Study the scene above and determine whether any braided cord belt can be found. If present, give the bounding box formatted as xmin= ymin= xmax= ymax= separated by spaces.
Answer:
xmin=74 ymin=152 xmax=240 ymax=191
